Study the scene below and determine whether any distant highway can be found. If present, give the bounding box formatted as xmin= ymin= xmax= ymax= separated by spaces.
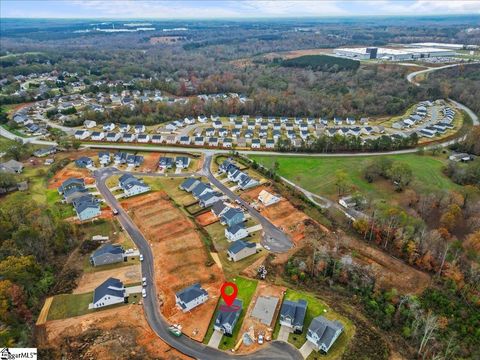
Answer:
xmin=93 ymin=167 xmax=302 ymax=360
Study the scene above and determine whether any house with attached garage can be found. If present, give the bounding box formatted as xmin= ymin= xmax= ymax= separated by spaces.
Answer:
xmin=83 ymin=120 xmax=97 ymax=128
xmin=194 ymin=136 xmax=205 ymax=146
xmin=223 ymin=138 xmax=233 ymax=148
xmin=214 ymin=299 xmax=243 ymax=336
xmin=175 ymin=156 xmax=191 ymax=169
xmin=211 ymin=115 xmax=220 ymax=121
xmin=114 ymin=152 xmax=128 ymax=165
xmin=225 ymin=224 xmax=250 ymax=242
xmin=165 ymin=123 xmax=177 ymax=131
xmin=106 ymin=132 xmax=121 ymax=142
xmin=126 ymin=154 xmax=144 ymax=167
xmin=134 ymin=124 xmax=146 ymax=133
xmin=151 ymin=134 xmax=162 ymax=143
xmin=175 ymin=283 xmax=209 ymax=312
xmin=259 ymin=129 xmax=267 ymax=138
xmin=299 ymin=123 xmax=308 ymax=131
xmin=213 ymin=120 xmax=222 ymax=129
xmin=307 ymin=316 xmax=344 ymax=353
xmin=198 ymin=191 xmax=222 ymax=208
xmin=229 ymin=115 xmax=237 ymax=122
xmin=58 ymin=177 xmax=84 ymax=195
xmin=219 ymin=159 xmax=238 ymax=174
xmin=238 ymin=173 xmax=259 ymax=190
xmin=227 ymin=239 xmax=256 ymax=260
xmin=185 ymin=116 xmax=196 ymax=125
xmin=75 ymin=156 xmax=93 ymax=168
xmin=192 ymin=182 xmax=212 ymax=199
xmin=103 ymin=123 xmax=116 ymax=131
xmin=346 ymin=117 xmax=356 ymax=125
xmin=74 ymin=129 xmax=91 ymax=140
xmin=279 ymin=299 xmax=307 ymax=333
xmin=244 ymin=130 xmax=254 ymax=139
xmin=122 ymin=133 xmax=136 ymax=142
xmin=72 ymin=195 xmax=101 ymax=221
xmin=90 ymin=244 xmax=125 ymax=267
xmin=92 ymin=278 xmax=126 ymax=309
xmin=119 ymin=124 xmax=130 ymax=132
xmin=247 ymin=121 xmax=256 ymax=130
xmin=208 ymin=137 xmax=219 ymax=147
xmin=211 ymin=200 xmax=230 ymax=217
xmin=251 ymin=139 xmax=261 ymax=149
xmin=63 ymin=186 xmax=89 ymax=204
xmin=33 ymin=146 xmax=57 ymax=158
xmin=180 ymin=178 xmax=200 ymax=192
xmin=137 ymin=134 xmax=150 ymax=143
xmin=234 ymin=120 xmax=243 ymax=129
xmin=205 ymin=128 xmax=215 ymax=137
xmin=266 ymin=139 xmax=275 ymax=149
xmin=98 ymin=151 xmax=111 ymax=166
xmin=179 ymin=136 xmax=191 ymax=145
xmin=198 ymin=115 xmax=208 ymax=123
xmin=218 ymin=128 xmax=229 ymax=137
xmin=258 ymin=189 xmax=280 ymax=206
xmin=91 ymin=131 xmax=105 ymax=141
xmin=159 ymin=157 xmax=174 ymax=169
xmin=220 ymin=207 xmax=245 ymax=227
xmin=119 ymin=174 xmax=150 ymax=197
xmin=227 ymin=168 xmax=243 ymax=182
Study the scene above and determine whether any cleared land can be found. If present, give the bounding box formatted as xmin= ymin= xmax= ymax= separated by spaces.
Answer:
xmin=73 ymin=264 xmax=141 ymax=293
xmin=250 ymin=154 xmax=459 ymax=202
xmin=121 ymin=191 xmax=225 ymax=341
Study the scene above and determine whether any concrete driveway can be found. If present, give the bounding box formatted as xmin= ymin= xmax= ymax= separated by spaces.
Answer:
xmin=277 ymin=325 xmax=291 ymax=342
xmin=299 ymin=341 xmax=315 ymax=359
xmin=125 ymin=285 xmax=143 ymax=295
xmin=207 ymin=330 xmax=223 ymax=349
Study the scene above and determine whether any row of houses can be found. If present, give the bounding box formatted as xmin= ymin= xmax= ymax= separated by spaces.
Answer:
xmin=158 ymin=155 xmax=191 ymax=169
xmin=179 ymin=178 xmax=223 ymax=208
xmin=58 ymin=177 xmax=101 ymax=221
xmin=219 ymin=159 xmax=259 ymax=190
xmin=417 ymin=106 xmax=456 ymax=138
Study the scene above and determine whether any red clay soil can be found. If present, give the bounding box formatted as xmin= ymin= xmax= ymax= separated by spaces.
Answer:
xmin=138 ymin=152 xmax=162 ymax=172
xmin=195 ymin=211 xmax=219 ymax=226
xmin=38 ymin=304 xmax=191 ymax=360
xmin=121 ymin=192 xmax=225 ymax=341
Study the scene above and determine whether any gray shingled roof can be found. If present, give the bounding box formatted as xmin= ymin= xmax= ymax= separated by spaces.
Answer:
xmin=176 ymin=283 xmax=208 ymax=306
xmin=308 ymin=316 xmax=344 ymax=350
xmin=215 ymin=298 xmax=243 ymax=329
xmin=93 ymin=277 xmax=125 ymax=303
xmin=91 ymin=244 xmax=124 ymax=259
xmin=228 ymin=239 xmax=255 ymax=254
xmin=280 ymin=299 xmax=307 ymax=327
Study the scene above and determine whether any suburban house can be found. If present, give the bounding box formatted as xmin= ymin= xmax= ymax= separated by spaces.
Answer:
xmin=0 ymin=159 xmax=24 ymax=174
xmin=75 ymin=156 xmax=93 ymax=168
xmin=90 ymin=244 xmax=125 ymax=267
xmin=92 ymin=277 xmax=126 ymax=309
xmin=227 ymin=239 xmax=256 ymax=261
xmin=119 ymin=124 xmax=130 ymax=132
xmin=151 ymin=134 xmax=162 ymax=143
xmin=211 ymin=200 xmax=230 ymax=217
xmin=119 ymin=174 xmax=150 ymax=197
xmin=72 ymin=194 xmax=101 ymax=221
xmin=179 ymin=136 xmax=191 ymax=145
xmin=198 ymin=191 xmax=222 ymax=208
xmin=223 ymin=138 xmax=233 ymax=148
xmin=258 ymin=189 xmax=281 ymax=206
xmin=251 ymin=139 xmax=261 ymax=149
xmin=83 ymin=120 xmax=97 ymax=128
xmin=179 ymin=178 xmax=200 ymax=192
xmin=307 ymin=316 xmax=344 ymax=353
xmin=220 ymin=208 xmax=245 ymax=227
xmin=74 ymin=129 xmax=91 ymax=140
xmin=134 ymin=124 xmax=146 ymax=133
xmin=175 ymin=156 xmax=191 ymax=169
xmin=265 ymin=139 xmax=275 ymax=149
xmin=194 ymin=136 xmax=205 ymax=146
xmin=91 ymin=131 xmax=105 ymax=141
xmin=106 ymin=132 xmax=121 ymax=142
xmin=449 ymin=153 xmax=473 ymax=162
xmin=175 ymin=283 xmax=209 ymax=312
xmin=225 ymin=224 xmax=249 ymax=242
xmin=126 ymin=154 xmax=144 ymax=167
xmin=58 ymin=177 xmax=84 ymax=195
xmin=103 ymin=123 xmax=116 ymax=131
xmin=98 ymin=151 xmax=111 ymax=166
xmin=137 ymin=134 xmax=150 ymax=143
xmin=159 ymin=157 xmax=174 ymax=168
xmin=238 ymin=173 xmax=259 ymax=190
xmin=63 ymin=186 xmax=88 ymax=204
xmin=214 ymin=298 xmax=243 ymax=336
xmin=279 ymin=299 xmax=308 ymax=333
xmin=192 ymin=182 xmax=212 ymax=199
xmin=218 ymin=128 xmax=229 ymax=137
xmin=122 ymin=133 xmax=136 ymax=142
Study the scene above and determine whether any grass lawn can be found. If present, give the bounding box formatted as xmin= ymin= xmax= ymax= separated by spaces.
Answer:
xmin=142 ymin=176 xmax=200 ymax=206
xmin=273 ymin=289 xmax=355 ymax=360
xmin=204 ymin=222 xmax=264 ymax=277
xmin=1 ymin=124 xmax=29 ymax=138
xmin=250 ymin=153 xmax=459 ymax=202
xmin=78 ymin=218 xmax=122 ymax=242
xmin=203 ymin=276 xmax=258 ymax=350
xmin=0 ymin=137 xmax=16 ymax=152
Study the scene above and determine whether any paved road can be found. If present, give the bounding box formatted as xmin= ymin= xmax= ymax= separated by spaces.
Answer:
xmin=93 ymin=167 xmax=302 ymax=360
xmin=202 ymin=152 xmax=293 ymax=252
xmin=406 ymin=61 xmax=480 ymax=87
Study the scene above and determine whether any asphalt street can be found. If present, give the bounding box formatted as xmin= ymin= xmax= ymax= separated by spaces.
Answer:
xmin=93 ymin=167 xmax=302 ymax=360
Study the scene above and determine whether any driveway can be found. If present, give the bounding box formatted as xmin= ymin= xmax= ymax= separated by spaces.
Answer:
xmin=125 ymin=285 xmax=143 ymax=295
xmin=277 ymin=325 xmax=291 ymax=342
xmin=207 ymin=329 xmax=223 ymax=349
xmin=299 ymin=341 xmax=315 ymax=359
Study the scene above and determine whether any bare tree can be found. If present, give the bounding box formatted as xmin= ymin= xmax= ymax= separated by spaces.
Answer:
xmin=418 ymin=312 xmax=439 ymax=358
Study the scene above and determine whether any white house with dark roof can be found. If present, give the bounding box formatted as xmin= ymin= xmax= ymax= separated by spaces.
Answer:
xmin=175 ymin=283 xmax=208 ymax=312
xmin=91 ymin=131 xmax=105 ymax=141
xmin=122 ymin=133 xmax=136 ymax=142
xmin=106 ymin=132 xmax=121 ymax=142
xmin=180 ymin=178 xmax=200 ymax=192
xmin=119 ymin=174 xmax=150 ymax=197
xmin=74 ymin=129 xmax=91 ymax=140
xmin=175 ymin=156 xmax=191 ymax=169
xmin=134 ymin=124 xmax=146 ymax=133
xmin=103 ymin=123 xmax=116 ymax=131
xmin=227 ymin=240 xmax=256 ymax=261
xmin=211 ymin=200 xmax=230 ymax=217
xmin=91 ymin=277 xmax=126 ymax=309
xmin=137 ymin=134 xmax=150 ymax=143
xmin=214 ymin=299 xmax=243 ymax=336
xmin=225 ymin=223 xmax=249 ymax=242
xmin=279 ymin=299 xmax=307 ymax=333
xmin=199 ymin=191 xmax=222 ymax=208
xmin=307 ymin=316 xmax=344 ymax=353
xmin=90 ymin=244 xmax=124 ymax=267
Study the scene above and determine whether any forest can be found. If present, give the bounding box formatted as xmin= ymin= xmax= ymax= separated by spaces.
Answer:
xmin=280 ymin=55 xmax=360 ymax=72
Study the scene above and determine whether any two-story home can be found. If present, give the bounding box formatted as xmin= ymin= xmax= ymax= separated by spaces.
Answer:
xmin=92 ymin=277 xmax=126 ymax=309
xmin=220 ymin=208 xmax=244 ymax=227
xmin=119 ymin=174 xmax=150 ymax=197
xmin=90 ymin=244 xmax=125 ymax=267
xmin=227 ymin=239 xmax=256 ymax=261
xmin=279 ymin=299 xmax=308 ymax=333
xmin=306 ymin=316 xmax=344 ymax=354
xmin=214 ymin=299 xmax=243 ymax=336
xmin=175 ymin=283 xmax=208 ymax=312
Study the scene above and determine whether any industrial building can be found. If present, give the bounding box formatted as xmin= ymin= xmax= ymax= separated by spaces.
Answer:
xmin=334 ymin=46 xmax=457 ymax=61
xmin=409 ymin=42 xmax=478 ymax=50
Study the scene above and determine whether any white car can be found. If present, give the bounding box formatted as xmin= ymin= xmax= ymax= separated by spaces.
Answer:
xmin=139 ymin=254 xmax=144 ymax=261
xmin=142 ymin=277 xmax=147 ymax=286
xmin=142 ymin=288 xmax=147 ymax=298
xmin=258 ymin=334 xmax=264 ymax=344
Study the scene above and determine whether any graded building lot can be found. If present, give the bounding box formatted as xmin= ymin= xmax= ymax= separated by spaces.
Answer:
xmin=241 ymin=185 xmax=314 ymax=245
xmin=48 ymin=163 xmax=95 ymax=189
xmin=196 ymin=210 xmax=219 ymax=226
xmin=235 ymin=282 xmax=286 ymax=354
xmin=120 ymin=191 xmax=225 ymax=342
xmin=73 ymin=264 xmax=141 ymax=294
xmin=38 ymin=304 xmax=191 ymax=360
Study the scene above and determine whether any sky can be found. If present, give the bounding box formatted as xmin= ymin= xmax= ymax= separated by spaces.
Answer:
xmin=1 ymin=0 xmax=480 ymax=19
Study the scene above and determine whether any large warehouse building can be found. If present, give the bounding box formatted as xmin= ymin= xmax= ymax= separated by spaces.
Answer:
xmin=334 ymin=46 xmax=457 ymax=61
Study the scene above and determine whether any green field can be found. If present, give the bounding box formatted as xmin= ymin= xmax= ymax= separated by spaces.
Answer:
xmin=273 ymin=289 xmax=354 ymax=360
xmin=250 ymin=153 xmax=458 ymax=201
xmin=203 ymin=276 xmax=258 ymax=350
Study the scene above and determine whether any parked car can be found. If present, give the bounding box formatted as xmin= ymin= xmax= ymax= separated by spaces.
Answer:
xmin=140 ymin=254 xmax=144 ymax=261
xmin=142 ymin=288 xmax=146 ymax=298
xmin=112 ymin=208 xmax=119 ymax=215
xmin=142 ymin=277 xmax=147 ymax=286
xmin=258 ymin=334 xmax=264 ymax=344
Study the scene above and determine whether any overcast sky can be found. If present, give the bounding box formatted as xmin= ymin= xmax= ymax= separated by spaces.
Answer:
xmin=2 ymin=0 xmax=480 ymax=19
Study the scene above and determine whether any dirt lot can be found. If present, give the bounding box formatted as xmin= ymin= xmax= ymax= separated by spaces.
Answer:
xmin=196 ymin=211 xmax=218 ymax=226
xmin=241 ymin=186 xmax=313 ymax=245
xmin=37 ymin=304 xmax=191 ymax=360
xmin=236 ymin=282 xmax=286 ymax=354
xmin=138 ymin=152 xmax=162 ymax=172
xmin=121 ymin=192 xmax=225 ymax=341
xmin=48 ymin=163 xmax=95 ymax=189
xmin=73 ymin=264 xmax=141 ymax=294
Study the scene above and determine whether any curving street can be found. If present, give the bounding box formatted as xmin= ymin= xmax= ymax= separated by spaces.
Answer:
xmin=93 ymin=167 xmax=302 ymax=360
